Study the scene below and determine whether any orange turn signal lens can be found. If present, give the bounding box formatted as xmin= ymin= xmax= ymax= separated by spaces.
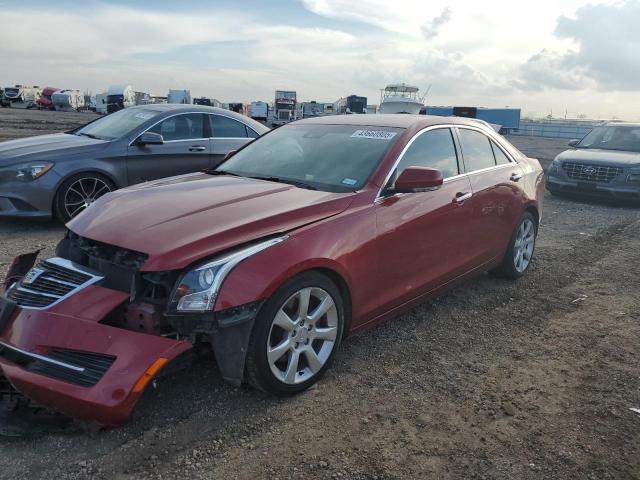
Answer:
xmin=132 ymin=357 xmax=169 ymax=394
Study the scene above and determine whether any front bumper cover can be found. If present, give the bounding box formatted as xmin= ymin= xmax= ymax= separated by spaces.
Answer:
xmin=546 ymin=174 xmax=640 ymax=200
xmin=0 ymin=285 xmax=193 ymax=426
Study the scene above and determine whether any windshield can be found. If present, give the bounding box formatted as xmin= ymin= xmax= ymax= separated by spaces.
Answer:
xmin=74 ymin=108 xmax=160 ymax=141
xmin=579 ymin=125 xmax=640 ymax=153
xmin=217 ymin=124 xmax=403 ymax=192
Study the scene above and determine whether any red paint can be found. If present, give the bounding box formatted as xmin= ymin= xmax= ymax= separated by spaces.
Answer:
xmin=1 ymin=116 xmax=544 ymax=426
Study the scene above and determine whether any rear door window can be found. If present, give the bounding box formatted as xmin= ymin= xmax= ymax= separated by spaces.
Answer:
xmin=458 ymin=129 xmax=496 ymax=172
xmin=210 ymin=114 xmax=248 ymax=138
xmin=490 ymin=140 xmax=512 ymax=165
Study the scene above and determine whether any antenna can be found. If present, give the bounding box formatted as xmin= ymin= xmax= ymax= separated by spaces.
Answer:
xmin=420 ymin=85 xmax=432 ymax=103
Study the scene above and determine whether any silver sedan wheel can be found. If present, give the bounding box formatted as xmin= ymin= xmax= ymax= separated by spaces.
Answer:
xmin=64 ymin=177 xmax=112 ymax=219
xmin=267 ymin=287 xmax=339 ymax=385
xmin=514 ymin=218 xmax=536 ymax=273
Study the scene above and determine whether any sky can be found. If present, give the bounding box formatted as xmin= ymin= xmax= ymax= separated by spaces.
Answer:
xmin=1 ymin=0 xmax=639 ymax=119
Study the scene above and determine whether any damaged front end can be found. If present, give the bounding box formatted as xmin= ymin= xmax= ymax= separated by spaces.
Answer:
xmin=0 ymin=231 xmax=264 ymax=426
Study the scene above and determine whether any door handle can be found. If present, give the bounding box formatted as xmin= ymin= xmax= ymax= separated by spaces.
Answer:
xmin=454 ymin=192 xmax=472 ymax=204
xmin=189 ymin=145 xmax=207 ymax=152
xmin=510 ymin=172 xmax=523 ymax=182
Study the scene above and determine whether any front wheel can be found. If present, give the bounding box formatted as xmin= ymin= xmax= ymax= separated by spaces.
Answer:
xmin=245 ymin=272 xmax=344 ymax=395
xmin=491 ymin=211 xmax=537 ymax=279
xmin=53 ymin=172 xmax=114 ymax=223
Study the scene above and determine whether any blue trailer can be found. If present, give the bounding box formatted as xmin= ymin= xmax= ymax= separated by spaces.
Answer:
xmin=424 ymin=106 xmax=521 ymax=132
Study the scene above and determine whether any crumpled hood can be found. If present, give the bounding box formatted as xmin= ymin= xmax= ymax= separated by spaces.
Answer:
xmin=557 ymin=148 xmax=640 ymax=167
xmin=68 ymin=173 xmax=355 ymax=271
xmin=0 ymin=133 xmax=108 ymax=167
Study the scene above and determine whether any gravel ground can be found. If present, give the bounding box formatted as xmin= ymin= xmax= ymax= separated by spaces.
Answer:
xmin=0 ymin=110 xmax=639 ymax=479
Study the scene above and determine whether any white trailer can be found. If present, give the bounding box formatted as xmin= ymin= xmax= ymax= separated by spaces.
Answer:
xmin=51 ymin=89 xmax=85 ymax=111
xmin=2 ymin=85 xmax=42 ymax=109
xmin=94 ymin=93 xmax=108 ymax=114
xmin=106 ymin=85 xmax=135 ymax=113
xmin=167 ymin=89 xmax=192 ymax=104
xmin=249 ymin=101 xmax=269 ymax=121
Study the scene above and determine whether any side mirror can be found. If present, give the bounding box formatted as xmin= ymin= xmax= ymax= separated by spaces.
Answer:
xmin=394 ymin=166 xmax=444 ymax=193
xmin=138 ymin=132 xmax=164 ymax=146
xmin=568 ymin=139 xmax=580 ymax=147
xmin=223 ymin=150 xmax=237 ymax=161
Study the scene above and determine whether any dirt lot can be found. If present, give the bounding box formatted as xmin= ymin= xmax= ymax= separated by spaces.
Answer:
xmin=0 ymin=110 xmax=639 ymax=479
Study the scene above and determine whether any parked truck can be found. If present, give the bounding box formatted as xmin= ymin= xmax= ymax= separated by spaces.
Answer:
xmin=272 ymin=90 xmax=297 ymax=127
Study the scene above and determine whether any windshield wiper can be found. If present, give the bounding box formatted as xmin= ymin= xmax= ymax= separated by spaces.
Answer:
xmin=204 ymin=169 xmax=243 ymax=177
xmin=77 ymin=132 xmax=102 ymax=140
xmin=249 ymin=176 xmax=317 ymax=190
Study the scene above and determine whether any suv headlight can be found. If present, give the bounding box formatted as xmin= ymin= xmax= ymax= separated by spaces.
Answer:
xmin=14 ymin=162 xmax=55 ymax=181
xmin=549 ymin=159 xmax=561 ymax=175
xmin=169 ymin=236 xmax=286 ymax=312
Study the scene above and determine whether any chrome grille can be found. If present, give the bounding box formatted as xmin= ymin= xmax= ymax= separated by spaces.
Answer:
xmin=6 ymin=257 xmax=102 ymax=309
xmin=562 ymin=162 xmax=624 ymax=183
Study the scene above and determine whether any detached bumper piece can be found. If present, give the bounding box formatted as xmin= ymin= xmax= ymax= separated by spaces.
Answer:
xmin=0 ymin=343 xmax=115 ymax=388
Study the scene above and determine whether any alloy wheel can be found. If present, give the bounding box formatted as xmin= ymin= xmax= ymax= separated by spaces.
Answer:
xmin=266 ymin=287 xmax=339 ymax=384
xmin=64 ymin=177 xmax=112 ymax=219
xmin=513 ymin=218 xmax=535 ymax=273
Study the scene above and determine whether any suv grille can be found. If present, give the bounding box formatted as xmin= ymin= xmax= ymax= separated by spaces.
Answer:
xmin=562 ymin=162 xmax=624 ymax=183
xmin=6 ymin=258 xmax=102 ymax=309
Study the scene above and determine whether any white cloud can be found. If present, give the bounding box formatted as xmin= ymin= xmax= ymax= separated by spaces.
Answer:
xmin=0 ymin=0 xmax=638 ymax=119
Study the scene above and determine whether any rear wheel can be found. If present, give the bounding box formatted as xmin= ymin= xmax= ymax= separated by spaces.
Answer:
xmin=53 ymin=172 xmax=114 ymax=223
xmin=245 ymin=272 xmax=344 ymax=395
xmin=491 ymin=211 xmax=537 ymax=279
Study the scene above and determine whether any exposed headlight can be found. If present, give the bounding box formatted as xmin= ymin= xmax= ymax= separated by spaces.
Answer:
xmin=15 ymin=163 xmax=55 ymax=181
xmin=169 ymin=236 xmax=287 ymax=312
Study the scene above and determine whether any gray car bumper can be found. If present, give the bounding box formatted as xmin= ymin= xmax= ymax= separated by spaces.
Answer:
xmin=0 ymin=172 xmax=61 ymax=218
xmin=546 ymin=175 xmax=640 ymax=200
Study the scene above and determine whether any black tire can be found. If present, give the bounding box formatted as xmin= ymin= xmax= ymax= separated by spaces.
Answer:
xmin=245 ymin=271 xmax=345 ymax=395
xmin=490 ymin=211 xmax=537 ymax=279
xmin=53 ymin=172 xmax=115 ymax=223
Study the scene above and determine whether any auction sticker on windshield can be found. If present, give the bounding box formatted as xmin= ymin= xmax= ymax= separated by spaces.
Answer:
xmin=351 ymin=130 xmax=397 ymax=140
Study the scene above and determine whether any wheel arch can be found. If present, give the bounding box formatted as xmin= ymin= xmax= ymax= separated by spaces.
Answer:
xmin=303 ymin=267 xmax=353 ymax=338
xmin=51 ymin=169 xmax=119 ymax=219
xmin=218 ymin=255 xmax=355 ymax=338
xmin=524 ymin=203 xmax=540 ymax=229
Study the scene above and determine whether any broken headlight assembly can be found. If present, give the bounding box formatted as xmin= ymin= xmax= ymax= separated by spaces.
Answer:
xmin=168 ymin=236 xmax=286 ymax=313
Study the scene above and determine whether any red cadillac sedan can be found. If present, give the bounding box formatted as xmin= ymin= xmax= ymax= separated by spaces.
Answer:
xmin=0 ymin=115 xmax=544 ymax=426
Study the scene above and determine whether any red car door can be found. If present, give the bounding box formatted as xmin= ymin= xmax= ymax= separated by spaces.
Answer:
xmin=456 ymin=127 xmax=526 ymax=263
xmin=371 ymin=127 xmax=475 ymax=317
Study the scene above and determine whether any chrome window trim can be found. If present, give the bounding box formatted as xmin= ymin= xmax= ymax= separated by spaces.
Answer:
xmin=0 ymin=341 xmax=85 ymax=372
xmin=10 ymin=257 xmax=104 ymax=311
xmin=129 ymin=111 xmax=258 ymax=147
